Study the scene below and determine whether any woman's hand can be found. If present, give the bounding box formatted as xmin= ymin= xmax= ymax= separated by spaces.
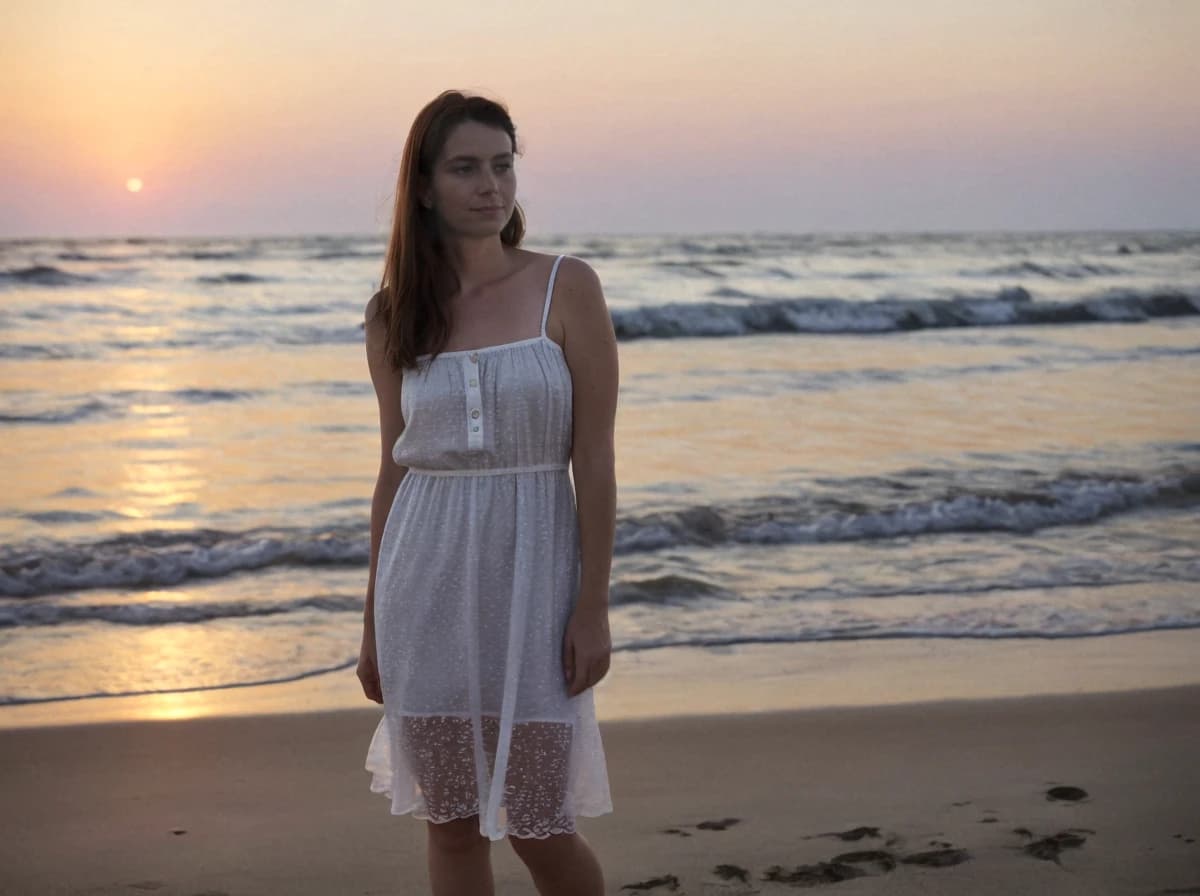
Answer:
xmin=357 ymin=626 xmax=383 ymax=704
xmin=563 ymin=604 xmax=611 ymax=697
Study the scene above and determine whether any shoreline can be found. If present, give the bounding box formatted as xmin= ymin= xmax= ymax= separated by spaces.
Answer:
xmin=1 ymin=627 xmax=1198 ymax=731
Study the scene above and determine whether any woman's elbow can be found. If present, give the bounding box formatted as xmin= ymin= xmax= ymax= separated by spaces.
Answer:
xmin=570 ymin=442 xmax=615 ymax=477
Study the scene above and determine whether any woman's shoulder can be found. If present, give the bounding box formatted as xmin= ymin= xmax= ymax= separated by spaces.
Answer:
xmin=548 ymin=254 xmax=609 ymax=351
xmin=363 ymin=291 xmax=390 ymax=354
xmin=364 ymin=289 xmax=385 ymax=325
xmin=517 ymin=248 xmax=595 ymax=277
xmin=515 ymin=251 xmax=597 ymax=303
xmin=553 ymin=254 xmax=603 ymax=304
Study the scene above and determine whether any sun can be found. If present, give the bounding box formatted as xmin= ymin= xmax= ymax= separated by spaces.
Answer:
xmin=126 ymin=177 xmax=144 ymax=193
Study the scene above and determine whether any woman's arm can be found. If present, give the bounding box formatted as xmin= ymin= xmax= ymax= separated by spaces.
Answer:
xmin=557 ymin=258 xmax=619 ymax=695
xmin=364 ymin=467 xmax=405 ymax=629
xmin=363 ymin=294 xmax=408 ymax=632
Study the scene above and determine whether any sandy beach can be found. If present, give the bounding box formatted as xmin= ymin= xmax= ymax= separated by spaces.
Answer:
xmin=2 ymin=637 xmax=1198 ymax=895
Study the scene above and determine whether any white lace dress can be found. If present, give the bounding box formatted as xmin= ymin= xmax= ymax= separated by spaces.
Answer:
xmin=364 ymin=253 xmax=613 ymax=840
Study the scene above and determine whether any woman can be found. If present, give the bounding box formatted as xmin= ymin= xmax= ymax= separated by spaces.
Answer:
xmin=357 ymin=90 xmax=616 ymax=896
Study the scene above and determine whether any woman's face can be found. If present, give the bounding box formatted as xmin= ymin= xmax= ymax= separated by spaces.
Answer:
xmin=425 ymin=120 xmax=517 ymax=235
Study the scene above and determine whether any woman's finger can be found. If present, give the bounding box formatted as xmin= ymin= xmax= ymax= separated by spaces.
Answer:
xmin=581 ymin=660 xmax=594 ymax=695
xmin=575 ymin=655 xmax=595 ymax=695
xmin=364 ymin=668 xmax=378 ymax=698
xmin=570 ymin=645 xmax=587 ymax=695
xmin=563 ymin=633 xmax=575 ymax=682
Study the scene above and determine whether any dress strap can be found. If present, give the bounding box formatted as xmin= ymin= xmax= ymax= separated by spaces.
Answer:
xmin=541 ymin=254 xmax=566 ymax=337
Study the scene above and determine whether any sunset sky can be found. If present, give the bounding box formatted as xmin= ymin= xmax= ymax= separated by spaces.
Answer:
xmin=2 ymin=0 xmax=1197 ymax=238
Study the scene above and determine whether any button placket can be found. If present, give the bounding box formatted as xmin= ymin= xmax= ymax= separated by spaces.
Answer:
xmin=463 ymin=353 xmax=483 ymax=448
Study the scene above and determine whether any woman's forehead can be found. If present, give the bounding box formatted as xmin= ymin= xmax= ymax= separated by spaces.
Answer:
xmin=441 ymin=121 xmax=511 ymax=157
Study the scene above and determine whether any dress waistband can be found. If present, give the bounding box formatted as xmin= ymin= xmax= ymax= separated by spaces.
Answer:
xmin=405 ymin=463 xmax=569 ymax=477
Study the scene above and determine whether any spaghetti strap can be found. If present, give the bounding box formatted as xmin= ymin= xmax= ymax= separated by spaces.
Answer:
xmin=541 ymin=254 xmax=566 ymax=337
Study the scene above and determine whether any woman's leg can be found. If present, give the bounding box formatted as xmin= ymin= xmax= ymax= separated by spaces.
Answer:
xmin=427 ymin=815 xmax=494 ymax=896
xmin=508 ymin=830 xmax=604 ymax=896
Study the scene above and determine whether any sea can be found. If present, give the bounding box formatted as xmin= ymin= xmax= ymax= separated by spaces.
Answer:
xmin=1 ymin=230 xmax=1198 ymax=718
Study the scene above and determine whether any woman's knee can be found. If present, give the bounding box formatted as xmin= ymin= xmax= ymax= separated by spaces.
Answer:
xmin=427 ymin=815 xmax=489 ymax=853
xmin=507 ymin=830 xmax=577 ymax=864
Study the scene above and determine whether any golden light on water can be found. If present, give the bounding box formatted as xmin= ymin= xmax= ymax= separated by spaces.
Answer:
xmin=125 ymin=177 xmax=143 ymax=193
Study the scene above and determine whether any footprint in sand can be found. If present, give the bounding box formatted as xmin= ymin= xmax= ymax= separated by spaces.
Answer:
xmin=900 ymin=847 xmax=971 ymax=867
xmin=712 ymin=864 xmax=750 ymax=883
xmin=660 ymin=816 xmax=742 ymax=836
xmin=620 ymin=872 xmax=680 ymax=891
xmin=1045 ymin=784 xmax=1089 ymax=802
xmin=804 ymin=825 xmax=882 ymax=842
xmin=696 ymin=817 xmax=741 ymax=831
xmin=805 ymin=824 xmax=907 ymax=850
xmin=763 ymin=846 xmax=970 ymax=886
xmin=830 ymin=849 xmax=897 ymax=872
xmin=645 ymin=822 xmax=973 ymax=891
xmin=763 ymin=861 xmax=867 ymax=885
xmin=1017 ymin=828 xmax=1092 ymax=865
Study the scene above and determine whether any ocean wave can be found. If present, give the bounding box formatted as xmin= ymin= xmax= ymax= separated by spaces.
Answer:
xmin=195 ymin=272 xmax=274 ymax=284
xmin=170 ymin=249 xmax=259 ymax=261
xmin=3 ymin=467 xmax=1195 ymax=598
xmin=0 ymin=398 xmax=114 ymax=425
xmin=9 ymin=300 xmax=142 ymax=320
xmin=0 ymin=522 xmax=364 ymax=598
xmin=610 ymin=286 xmax=1200 ymax=339
xmin=0 ymin=576 xmax=721 ymax=628
xmin=964 ymin=261 xmax=1128 ymax=279
xmin=307 ymin=249 xmax=383 ymax=260
xmin=612 ymin=619 xmax=1200 ymax=653
xmin=0 ymin=594 xmax=362 ymax=628
xmin=0 ymin=264 xmax=99 ymax=287
xmin=0 ymin=343 xmax=92 ymax=360
xmin=613 ymin=468 xmax=1200 ymax=553
xmin=6 ymin=286 xmax=1197 ymax=363
xmin=0 ymin=388 xmax=257 ymax=426
xmin=654 ymin=259 xmax=747 ymax=277
xmin=1117 ymin=234 xmax=1200 ymax=254
xmin=56 ymin=251 xmax=124 ymax=262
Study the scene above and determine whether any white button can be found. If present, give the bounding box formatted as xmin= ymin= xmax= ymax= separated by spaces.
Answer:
xmin=470 ymin=409 xmax=480 ymax=419
xmin=472 ymin=425 xmax=480 ymax=432
xmin=469 ymin=353 xmax=478 ymax=363
xmin=469 ymin=378 xmax=477 ymax=386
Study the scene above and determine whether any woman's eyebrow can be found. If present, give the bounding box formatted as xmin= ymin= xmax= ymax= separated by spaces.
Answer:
xmin=445 ymin=152 xmax=514 ymax=162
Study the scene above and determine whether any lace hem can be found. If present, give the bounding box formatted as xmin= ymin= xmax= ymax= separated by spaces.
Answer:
xmin=368 ymin=788 xmax=598 ymax=839
xmin=367 ymin=769 xmax=613 ymax=839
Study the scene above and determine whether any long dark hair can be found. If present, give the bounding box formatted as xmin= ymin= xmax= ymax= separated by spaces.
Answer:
xmin=370 ymin=90 xmax=526 ymax=370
